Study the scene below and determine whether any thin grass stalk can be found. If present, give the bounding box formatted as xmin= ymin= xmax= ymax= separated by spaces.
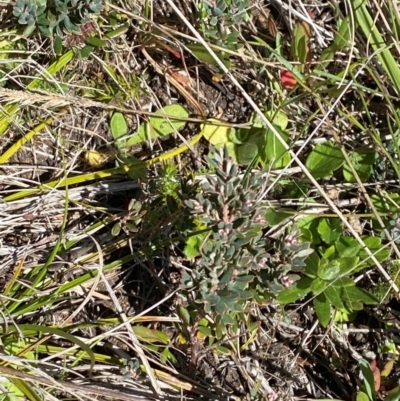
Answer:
xmin=353 ymin=0 xmax=400 ymax=95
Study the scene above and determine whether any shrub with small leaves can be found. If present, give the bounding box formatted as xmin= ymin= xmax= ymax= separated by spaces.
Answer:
xmin=198 ymin=0 xmax=250 ymax=49
xmin=13 ymin=0 xmax=103 ymax=37
xmin=13 ymin=0 xmax=45 ymax=26
xmin=200 ymin=0 xmax=250 ymax=26
xmin=181 ymin=147 xmax=313 ymax=317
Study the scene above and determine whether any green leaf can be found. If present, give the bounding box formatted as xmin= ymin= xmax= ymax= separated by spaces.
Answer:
xmin=381 ymin=360 xmax=395 ymax=379
xmin=229 ymin=127 xmax=249 ymax=144
xmin=371 ymin=192 xmax=400 ymax=213
xmin=79 ymin=44 xmax=94 ymax=58
xmin=335 ymin=236 xmax=361 ymax=257
xmin=311 ymin=277 xmax=327 ymax=294
xmin=15 ymin=324 xmax=95 ymax=371
xmin=23 ymin=24 xmax=37 ymax=37
xmin=215 ymin=345 xmax=231 ymax=355
xmin=235 ymin=130 xmax=265 ymax=165
xmin=110 ymin=112 xmax=128 ymax=150
xmin=264 ymin=126 xmax=291 ymax=168
xmin=105 ymin=23 xmax=130 ymax=38
xmin=85 ymin=36 xmax=107 ymax=47
xmin=298 ymin=216 xmax=320 ymax=244
xmin=198 ymin=325 xmax=212 ymax=336
xmin=265 ymin=208 xmax=293 ymax=225
xmin=177 ymin=305 xmax=191 ymax=326
xmin=318 ymin=44 xmax=338 ymax=68
xmin=4 ymin=337 xmax=35 ymax=359
xmin=161 ymin=347 xmax=178 ymax=365
xmin=276 ymin=277 xmax=313 ymax=303
xmin=333 ymin=277 xmax=355 ymax=288
xmin=250 ymin=380 xmax=263 ymax=398
xmin=132 ymin=326 xmax=169 ymax=344
xmin=343 ymin=149 xmax=376 ymax=183
xmin=318 ymin=218 xmax=343 ymax=244
xmin=127 ymin=104 xmax=188 ymax=146
xmin=291 ymin=22 xmax=309 ymax=64
xmin=338 ymin=257 xmax=360 ymax=276
xmin=111 ymin=222 xmax=121 ymax=236
xmin=184 ymin=234 xmax=202 ymax=258
xmin=353 ymin=0 xmax=400 ymax=96
xmin=340 ymin=286 xmax=379 ymax=305
xmin=8 ymin=378 xmax=42 ymax=401
xmin=324 ymin=286 xmax=344 ymax=310
xmin=335 ymin=307 xmax=357 ymax=323
xmin=348 ymin=301 xmax=366 ymax=311
xmin=306 ymin=141 xmax=345 ymax=178
xmin=150 ymin=105 xmax=188 ymax=134
xmin=335 ymin=17 xmax=350 ymax=49
xmin=357 ymin=392 xmax=371 ymax=401
xmin=54 ymin=35 xmax=63 ymax=55
xmin=386 ymin=385 xmax=400 ymax=401
xmin=322 ymin=244 xmax=336 ymax=259
xmin=359 ymin=358 xmax=376 ymax=401
xmin=318 ymin=259 xmax=341 ymax=281
xmin=314 ymin=293 xmax=331 ymax=327
xmin=264 ymin=111 xmax=289 ymax=130
xmin=358 ymin=236 xmax=390 ymax=267
xmin=221 ymin=313 xmax=235 ymax=325
xmin=201 ymin=119 xmax=232 ymax=145
xmin=305 ymin=251 xmax=320 ymax=278
xmin=187 ymin=43 xmax=231 ymax=69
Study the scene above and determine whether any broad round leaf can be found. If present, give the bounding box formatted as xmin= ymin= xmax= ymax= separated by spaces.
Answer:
xmin=264 ymin=111 xmax=289 ymax=130
xmin=235 ymin=138 xmax=259 ymax=165
xmin=127 ymin=104 xmax=188 ymax=146
xmin=202 ymin=119 xmax=232 ymax=145
xmin=150 ymin=104 xmax=188 ymax=134
xmin=306 ymin=141 xmax=345 ymax=178
xmin=317 ymin=217 xmax=343 ymax=244
xmin=343 ymin=150 xmax=376 ymax=183
xmin=110 ymin=112 xmax=128 ymax=149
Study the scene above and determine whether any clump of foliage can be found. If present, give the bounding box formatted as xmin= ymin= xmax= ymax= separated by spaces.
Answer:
xmin=13 ymin=0 xmax=103 ymax=37
xmin=181 ymin=147 xmax=313 ymax=319
xmin=198 ymin=0 xmax=250 ymax=48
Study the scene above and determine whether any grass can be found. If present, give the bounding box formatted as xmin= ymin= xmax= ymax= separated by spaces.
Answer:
xmin=1 ymin=0 xmax=400 ymax=400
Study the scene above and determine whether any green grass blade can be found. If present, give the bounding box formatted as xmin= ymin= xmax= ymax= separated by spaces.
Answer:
xmin=353 ymin=0 xmax=400 ymax=94
xmin=9 ymin=378 xmax=43 ymax=401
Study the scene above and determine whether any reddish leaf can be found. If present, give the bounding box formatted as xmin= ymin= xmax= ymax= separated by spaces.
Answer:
xmin=155 ymin=40 xmax=181 ymax=58
xmin=280 ymin=69 xmax=297 ymax=89
xmin=296 ymin=357 xmax=311 ymax=366
xmin=370 ymin=359 xmax=381 ymax=391
xmin=301 ymin=21 xmax=311 ymax=39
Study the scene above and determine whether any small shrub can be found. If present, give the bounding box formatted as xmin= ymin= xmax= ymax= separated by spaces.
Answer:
xmin=181 ymin=147 xmax=313 ymax=319
xmin=13 ymin=0 xmax=103 ymax=37
xmin=198 ymin=0 xmax=250 ymax=49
